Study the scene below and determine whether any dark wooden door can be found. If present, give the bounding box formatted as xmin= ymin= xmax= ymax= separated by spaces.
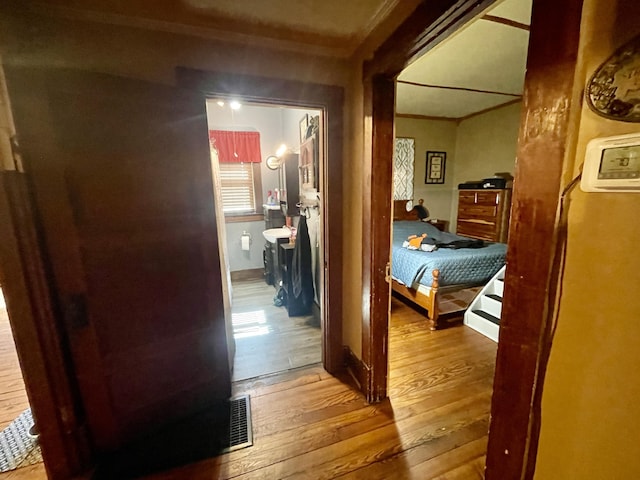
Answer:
xmin=6 ymin=68 xmax=231 ymax=452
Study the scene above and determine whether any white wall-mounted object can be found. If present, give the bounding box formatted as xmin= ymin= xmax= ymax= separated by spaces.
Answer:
xmin=241 ymin=231 xmax=251 ymax=251
xmin=581 ymin=133 xmax=640 ymax=193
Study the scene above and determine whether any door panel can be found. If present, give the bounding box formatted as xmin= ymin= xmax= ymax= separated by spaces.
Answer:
xmin=5 ymin=67 xmax=231 ymax=451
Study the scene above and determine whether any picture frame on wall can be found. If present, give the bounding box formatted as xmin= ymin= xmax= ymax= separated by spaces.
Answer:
xmin=299 ymin=114 xmax=309 ymax=143
xmin=425 ymin=151 xmax=446 ymax=184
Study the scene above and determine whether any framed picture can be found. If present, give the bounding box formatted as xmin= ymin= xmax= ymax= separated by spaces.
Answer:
xmin=425 ymin=151 xmax=446 ymax=184
xmin=299 ymin=114 xmax=309 ymax=143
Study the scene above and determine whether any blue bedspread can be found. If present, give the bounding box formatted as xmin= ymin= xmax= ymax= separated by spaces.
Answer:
xmin=392 ymin=221 xmax=507 ymax=287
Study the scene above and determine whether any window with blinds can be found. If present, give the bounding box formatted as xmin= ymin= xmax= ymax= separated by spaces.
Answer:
xmin=218 ymin=162 xmax=260 ymax=214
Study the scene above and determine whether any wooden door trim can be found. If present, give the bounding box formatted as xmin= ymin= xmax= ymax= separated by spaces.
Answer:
xmin=361 ymin=0 xmax=499 ymax=404
xmin=176 ymin=68 xmax=344 ymax=374
xmin=364 ymin=0 xmax=583 ymax=478
xmin=0 ymin=171 xmax=91 ymax=479
xmin=363 ymin=0 xmax=499 ymax=78
xmin=360 ymin=75 xmax=395 ymax=402
xmin=486 ymin=1 xmax=583 ymax=478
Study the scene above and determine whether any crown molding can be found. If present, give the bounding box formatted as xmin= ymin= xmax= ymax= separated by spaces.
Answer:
xmin=395 ymin=113 xmax=459 ymax=122
xmin=25 ymin=2 xmax=355 ymax=58
xmin=481 ymin=14 xmax=530 ymax=31
xmin=396 ymin=97 xmax=522 ymax=123
xmin=397 ymin=79 xmax=522 ymax=97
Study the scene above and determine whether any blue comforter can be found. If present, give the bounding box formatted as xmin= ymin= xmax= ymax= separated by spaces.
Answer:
xmin=392 ymin=221 xmax=507 ymax=287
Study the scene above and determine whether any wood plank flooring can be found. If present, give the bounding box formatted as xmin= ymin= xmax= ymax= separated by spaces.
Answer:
xmin=0 ymin=295 xmax=497 ymax=479
xmin=231 ymin=279 xmax=321 ymax=381
xmin=0 ymin=291 xmax=30 ymax=432
xmin=143 ymin=297 xmax=497 ymax=480
xmin=0 ymin=290 xmax=44 ymax=480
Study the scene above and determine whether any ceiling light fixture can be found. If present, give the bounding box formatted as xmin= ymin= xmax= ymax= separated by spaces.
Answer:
xmin=230 ymin=101 xmax=241 ymax=110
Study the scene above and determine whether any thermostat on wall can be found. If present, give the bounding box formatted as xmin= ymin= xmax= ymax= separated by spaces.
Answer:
xmin=581 ymin=133 xmax=640 ymax=192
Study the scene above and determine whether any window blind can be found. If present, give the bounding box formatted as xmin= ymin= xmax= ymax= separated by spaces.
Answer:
xmin=218 ymin=162 xmax=256 ymax=214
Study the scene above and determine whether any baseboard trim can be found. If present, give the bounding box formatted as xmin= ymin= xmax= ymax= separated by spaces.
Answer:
xmin=230 ymin=268 xmax=265 ymax=282
xmin=343 ymin=346 xmax=368 ymax=393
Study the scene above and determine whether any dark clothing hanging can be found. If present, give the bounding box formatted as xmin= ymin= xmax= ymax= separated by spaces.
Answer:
xmin=291 ymin=215 xmax=314 ymax=313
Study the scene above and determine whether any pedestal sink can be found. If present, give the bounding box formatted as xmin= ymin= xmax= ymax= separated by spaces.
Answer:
xmin=262 ymin=227 xmax=290 ymax=243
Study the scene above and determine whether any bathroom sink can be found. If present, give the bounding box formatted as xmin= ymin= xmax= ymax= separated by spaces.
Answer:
xmin=262 ymin=227 xmax=290 ymax=243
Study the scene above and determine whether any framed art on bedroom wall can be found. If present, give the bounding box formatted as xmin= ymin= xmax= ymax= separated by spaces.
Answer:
xmin=425 ymin=151 xmax=446 ymax=184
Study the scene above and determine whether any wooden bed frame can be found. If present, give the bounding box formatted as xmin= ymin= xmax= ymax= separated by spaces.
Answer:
xmin=391 ymin=272 xmax=483 ymax=331
xmin=391 ymin=201 xmax=483 ymax=329
xmin=392 ymin=269 xmax=441 ymax=330
xmin=393 ymin=199 xmax=424 ymax=221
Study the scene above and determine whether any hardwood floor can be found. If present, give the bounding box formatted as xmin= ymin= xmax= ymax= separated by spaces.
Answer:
xmin=0 ymin=296 xmax=497 ymax=479
xmin=0 ymin=291 xmax=30 ymax=432
xmin=0 ymin=290 xmax=44 ymax=480
xmin=143 ymin=297 xmax=497 ymax=480
xmin=231 ymin=278 xmax=321 ymax=381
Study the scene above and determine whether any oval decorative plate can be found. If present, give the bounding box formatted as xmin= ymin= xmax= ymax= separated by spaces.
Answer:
xmin=586 ymin=34 xmax=640 ymax=122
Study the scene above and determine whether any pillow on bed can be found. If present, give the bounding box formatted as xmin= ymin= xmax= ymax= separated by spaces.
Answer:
xmin=393 ymin=220 xmax=444 ymax=244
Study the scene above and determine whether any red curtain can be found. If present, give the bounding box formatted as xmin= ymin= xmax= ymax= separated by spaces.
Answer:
xmin=209 ymin=130 xmax=262 ymax=163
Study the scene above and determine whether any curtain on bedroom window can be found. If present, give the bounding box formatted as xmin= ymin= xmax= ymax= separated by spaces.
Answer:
xmin=394 ymin=137 xmax=415 ymax=200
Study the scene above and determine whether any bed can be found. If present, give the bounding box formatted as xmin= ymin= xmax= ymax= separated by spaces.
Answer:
xmin=391 ymin=220 xmax=507 ymax=330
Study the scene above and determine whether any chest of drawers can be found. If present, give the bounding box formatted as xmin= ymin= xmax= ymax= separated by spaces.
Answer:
xmin=456 ymin=189 xmax=512 ymax=243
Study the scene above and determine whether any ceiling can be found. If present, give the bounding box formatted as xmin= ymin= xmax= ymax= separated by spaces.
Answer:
xmin=397 ymin=0 xmax=533 ymax=120
xmin=25 ymin=0 xmax=415 ymax=57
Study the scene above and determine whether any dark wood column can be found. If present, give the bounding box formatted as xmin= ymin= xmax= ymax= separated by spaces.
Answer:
xmin=485 ymin=0 xmax=584 ymax=478
xmin=361 ymin=75 xmax=395 ymax=402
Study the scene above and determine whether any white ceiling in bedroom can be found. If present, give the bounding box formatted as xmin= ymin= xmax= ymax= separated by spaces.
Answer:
xmin=396 ymin=0 xmax=533 ymax=120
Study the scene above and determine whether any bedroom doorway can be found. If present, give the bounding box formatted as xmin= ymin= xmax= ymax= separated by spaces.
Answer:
xmin=205 ymin=100 xmax=325 ymax=381
xmin=366 ymin=0 xmax=582 ymax=477
xmin=389 ymin=0 xmax=530 ymax=330
xmin=362 ymin=0 xmax=532 ymax=401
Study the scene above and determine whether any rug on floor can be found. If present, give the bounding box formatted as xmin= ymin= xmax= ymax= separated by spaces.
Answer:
xmin=0 ymin=408 xmax=43 ymax=473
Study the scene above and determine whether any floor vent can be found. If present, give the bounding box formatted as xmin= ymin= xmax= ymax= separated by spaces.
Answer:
xmin=222 ymin=395 xmax=253 ymax=453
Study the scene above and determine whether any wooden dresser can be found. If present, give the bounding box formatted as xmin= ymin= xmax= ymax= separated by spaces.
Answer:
xmin=456 ymin=189 xmax=512 ymax=243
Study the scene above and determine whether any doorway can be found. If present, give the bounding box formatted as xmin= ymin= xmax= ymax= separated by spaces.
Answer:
xmin=390 ymin=0 xmax=530 ymax=329
xmin=0 ymin=67 xmax=41 ymax=475
xmin=365 ymin=0 xmax=583 ymax=477
xmin=205 ymin=101 xmax=324 ymax=381
xmin=176 ymin=68 xmax=345 ymax=375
